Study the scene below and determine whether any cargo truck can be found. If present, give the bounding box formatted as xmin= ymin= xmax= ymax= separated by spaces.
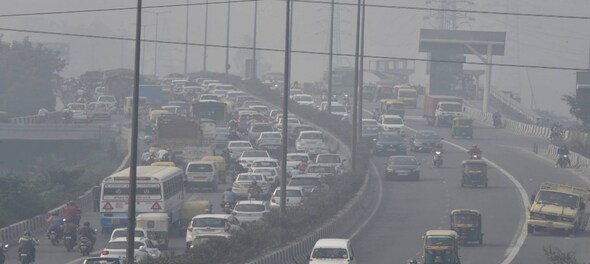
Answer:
xmin=155 ymin=116 xmax=213 ymax=166
xmin=528 ymin=182 xmax=590 ymax=235
xmin=393 ymin=85 xmax=418 ymax=108
xmin=423 ymin=95 xmax=463 ymax=127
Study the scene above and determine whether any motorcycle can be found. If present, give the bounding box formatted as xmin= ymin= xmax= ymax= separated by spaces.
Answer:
xmin=63 ymin=233 xmax=75 ymax=252
xmin=48 ymin=229 xmax=61 ymax=246
xmin=18 ymin=248 xmax=33 ymax=264
xmin=222 ymin=201 xmax=235 ymax=214
xmin=143 ymin=135 xmax=153 ymax=145
xmin=78 ymin=236 xmax=93 ymax=256
xmin=470 ymin=153 xmax=482 ymax=160
xmin=1 ymin=243 xmax=8 ymax=264
xmin=433 ymin=151 xmax=443 ymax=168
xmin=557 ymin=154 xmax=570 ymax=168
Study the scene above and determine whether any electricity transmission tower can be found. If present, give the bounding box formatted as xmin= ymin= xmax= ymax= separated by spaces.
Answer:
xmin=425 ymin=0 xmax=474 ymax=30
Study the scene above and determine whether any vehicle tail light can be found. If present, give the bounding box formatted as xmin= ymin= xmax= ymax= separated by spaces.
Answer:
xmin=271 ymin=197 xmax=276 ymax=203
xmin=102 ymin=250 xmax=109 ymax=255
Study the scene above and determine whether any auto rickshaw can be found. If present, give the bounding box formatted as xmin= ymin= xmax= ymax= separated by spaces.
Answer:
xmin=461 ymin=160 xmax=488 ymax=188
xmin=150 ymin=161 xmax=176 ymax=167
xmin=451 ymin=117 xmax=473 ymax=139
xmin=201 ymin=156 xmax=227 ymax=183
xmin=180 ymin=200 xmax=212 ymax=232
xmin=136 ymin=213 xmax=170 ymax=250
xmin=378 ymin=99 xmax=405 ymax=119
xmin=422 ymin=230 xmax=461 ymax=264
xmin=450 ymin=209 xmax=483 ymax=245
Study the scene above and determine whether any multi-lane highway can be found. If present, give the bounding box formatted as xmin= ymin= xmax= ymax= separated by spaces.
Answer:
xmin=353 ymin=102 xmax=590 ymax=263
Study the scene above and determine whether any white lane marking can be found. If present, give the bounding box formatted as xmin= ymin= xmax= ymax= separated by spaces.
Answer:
xmin=349 ymin=160 xmax=384 ymax=239
xmin=374 ymin=107 xmax=529 ymax=264
xmin=440 ymin=137 xmax=530 ymax=264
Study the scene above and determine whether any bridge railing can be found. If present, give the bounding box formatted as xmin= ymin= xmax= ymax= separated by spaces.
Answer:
xmin=8 ymin=111 xmax=62 ymax=124
xmin=490 ymin=88 xmax=540 ymax=124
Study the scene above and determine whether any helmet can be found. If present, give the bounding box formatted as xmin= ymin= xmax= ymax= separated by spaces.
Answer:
xmin=84 ymin=221 xmax=90 ymax=227
xmin=23 ymin=231 xmax=31 ymax=236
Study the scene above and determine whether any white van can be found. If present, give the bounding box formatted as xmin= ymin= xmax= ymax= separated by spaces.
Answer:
xmin=185 ymin=161 xmax=218 ymax=191
xmin=309 ymin=238 xmax=355 ymax=264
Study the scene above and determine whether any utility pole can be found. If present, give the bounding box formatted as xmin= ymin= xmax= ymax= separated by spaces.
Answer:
xmin=127 ymin=0 xmax=142 ymax=263
xmin=203 ymin=0 xmax=209 ymax=72
xmin=225 ymin=0 xmax=232 ymax=74
xmin=327 ymin=0 xmax=335 ymax=113
xmin=184 ymin=0 xmax=190 ymax=75
xmin=351 ymin=0 xmax=362 ymax=173
xmin=251 ymin=0 xmax=258 ymax=80
xmin=146 ymin=10 xmax=170 ymax=77
xmin=141 ymin=25 xmax=147 ymax=75
xmin=280 ymin=0 xmax=292 ymax=221
xmin=357 ymin=0 xmax=365 ymax=134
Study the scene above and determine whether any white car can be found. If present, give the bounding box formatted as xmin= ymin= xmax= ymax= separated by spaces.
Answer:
xmin=378 ymin=114 xmax=405 ymax=136
xmin=231 ymin=200 xmax=270 ymax=223
xmin=250 ymin=159 xmax=281 ymax=181
xmin=286 ymin=153 xmax=312 ymax=169
xmin=270 ymin=186 xmax=305 ymax=210
xmin=96 ymin=95 xmax=117 ymax=113
xmin=110 ymin=227 xmax=158 ymax=248
xmin=295 ymin=131 xmax=326 ymax=152
xmin=251 ymin=167 xmax=280 ymax=186
xmin=276 ymin=117 xmax=301 ymax=131
xmin=191 ymin=234 xmax=231 ymax=249
xmin=362 ymin=118 xmax=379 ymax=126
xmin=248 ymin=105 xmax=270 ymax=116
xmin=248 ymin=122 xmax=275 ymax=143
xmin=227 ymin=141 xmax=254 ymax=160
xmin=315 ymin=153 xmax=345 ymax=173
xmin=256 ymin=132 xmax=282 ymax=146
xmin=288 ymin=174 xmax=326 ymax=194
xmin=232 ymin=173 xmax=271 ymax=198
xmin=292 ymin=94 xmax=315 ymax=106
xmin=199 ymin=94 xmax=221 ymax=102
xmin=186 ymin=214 xmax=241 ymax=249
xmin=309 ymin=238 xmax=356 ymax=264
xmin=67 ymin=103 xmax=90 ymax=122
xmin=100 ymin=237 xmax=160 ymax=262
xmin=327 ymin=103 xmax=349 ymax=118
xmin=237 ymin=150 xmax=271 ymax=168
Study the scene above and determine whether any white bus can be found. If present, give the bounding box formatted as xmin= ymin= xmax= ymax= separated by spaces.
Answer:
xmin=100 ymin=166 xmax=185 ymax=234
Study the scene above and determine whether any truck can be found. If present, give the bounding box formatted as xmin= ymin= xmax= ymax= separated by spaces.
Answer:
xmin=528 ymin=182 xmax=590 ymax=235
xmin=155 ymin=116 xmax=213 ymax=165
xmin=139 ymin=85 xmax=164 ymax=108
xmin=393 ymin=85 xmax=418 ymax=108
xmin=423 ymin=95 xmax=463 ymax=127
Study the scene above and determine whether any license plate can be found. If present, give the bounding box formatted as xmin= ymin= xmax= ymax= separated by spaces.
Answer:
xmin=20 ymin=254 xmax=28 ymax=257
xmin=397 ymin=172 xmax=408 ymax=175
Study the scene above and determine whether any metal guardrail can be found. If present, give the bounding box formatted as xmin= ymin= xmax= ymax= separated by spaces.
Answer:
xmin=490 ymin=88 xmax=540 ymax=124
xmin=8 ymin=111 xmax=62 ymax=124
xmin=0 ymin=123 xmax=115 ymax=140
xmin=464 ymin=106 xmax=553 ymax=138
xmin=0 ymin=127 xmax=131 ymax=245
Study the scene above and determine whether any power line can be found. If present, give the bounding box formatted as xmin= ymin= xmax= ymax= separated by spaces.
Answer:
xmin=0 ymin=26 xmax=588 ymax=72
xmin=0 ymin=0 xmax=589 ymax=21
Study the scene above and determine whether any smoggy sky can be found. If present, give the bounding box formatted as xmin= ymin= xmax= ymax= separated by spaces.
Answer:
xmin=1 ymin=0 xmax=589 ymax=115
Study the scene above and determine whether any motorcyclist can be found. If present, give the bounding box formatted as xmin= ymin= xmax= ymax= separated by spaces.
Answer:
xmin=18 ymin=231 xmax=38 ymax=262
xmin=47 ymin=212 xmax=63 ymax=239
xmin=228 ymin=119 xmax=238 ymax=131
xmin=228 ymin=130 xmax=241 ymax=141
xmin=247 ymin=181 xmax=263 ymax=200
xmin=296 ymin=160 xmax=308 ymax=172
xmin=550 ymin=123 xmax=563 ymax=140
xmin=63 ymin=201 xmax=78 ymax=222
xmin=78 ymin=221 xmax=97 ymax=246
xmin=141 ymin=150 xmax=155 ymax=165
xmin=431 ymin=143 xmax=444 ymax=154
xmin=221 ymin=188 xmax=237 ymax=208
xmin=221 ymin=149 xmax=231 ymax=167
xmin=556 ymin=144 xmax=571 ymax=167
xmin=468 ymin=144 xmax=482 ymax=158
xmin=62 ymin=218 xmax=78 ymax=245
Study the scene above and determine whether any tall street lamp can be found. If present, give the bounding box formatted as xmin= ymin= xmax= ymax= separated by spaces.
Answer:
xmin=203 ymin=0 xmax=209 ymax=72
xmin=251 ymin=0 xmax=258 ymax=80
xmin=145 ymin=10 xmax=171 ymax=77
xmin=327 ymin=0 xmax=335 ymax=113
xmin=225 ymin=0 xmax=232 ymax=74
xmin=184 ymin=0 xmax=190 ymax=75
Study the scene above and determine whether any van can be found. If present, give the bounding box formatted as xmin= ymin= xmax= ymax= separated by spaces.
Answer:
xmin=309 ymin=238 xmax=355 ymax=264
xmin=185 ymin=161 xmax=218 ymax=191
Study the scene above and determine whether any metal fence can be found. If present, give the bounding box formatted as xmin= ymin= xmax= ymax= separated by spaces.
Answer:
xmin=0 ymin=123 xmax=115 ymax=140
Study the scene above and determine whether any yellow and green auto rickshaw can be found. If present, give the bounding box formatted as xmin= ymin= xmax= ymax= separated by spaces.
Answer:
xmin=179 ymin=200 xmax=212 ymax=232
xmin=201 ymin=155 xmax=227 ymax=183
xmin=136 ymin=213 xmax=170 ymax=250
xmin=379 ymin=99 xmax=405 ymax=119
xmin=451 ymin=117 xmax=473 ymax=139
xmin=450 ymin=209 xmax=483 ymax=245
xmin=461 ymin=160 xmax=488 ymax=188
xmin=422 ymin=230 xmax=461 ymax=264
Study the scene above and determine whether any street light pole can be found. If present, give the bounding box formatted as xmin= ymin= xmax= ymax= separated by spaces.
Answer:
xmin=184 ymin=0 xmax=190 ymax=75
xmin=351 ymin=0 xmax=362 ymax=173
xmin=225 ymin=0 xmax=232 ymax=74
xmin=327 ymin=0 xmax=335 ymax=113
xmin=203 ymin=0 xmax=209 ymax=72
xmin=146 ymin=10 xmax=170 ymax=77
xmin=251 ymin=0 xmax=258 ymax=80
xmin=280 ymin=0 xmax=292 ymax=220
xmin=127 ymin=0 xmax=143 ymax=263
xmin=358 ymin=0 xmax=366 ymax=134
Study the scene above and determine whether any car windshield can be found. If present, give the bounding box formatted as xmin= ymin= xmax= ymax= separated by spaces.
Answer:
xmin=112 ymin=230 xmax=145 ymax=239
xmin=537 ymin=191 xmax=579 ymax=208
xmin=379 ymin=134 xmax=404 ymax=141
xmin=416 ymin=132 xmax=440 ymax=140
xmin=242 ymin=151 xmax=269 ymax=158
xmin=201 ymin=95 xmax=219 ymax=100
xmin=426 ymin=236 xmax=453 ymax=247
xmin=307 ymin=166 xmax=331 ymax=173
xmin=274 ymin=190 xmax=303 ymax=197
xmin=287 ymin=155 xmax=308 ymax=162
xmin=187 ymin=164 xmax=213 ymax=172
xmin=383 ymin=117 xmax=403 ymax=124
xmin=301 ymin=133 xmax=323 ymax=140
xmin=290 ymin=178 xmax=321 ymax=186
xmin=440 ymin=103 xmax=462 ymax=112
xmin=317 ymin=155 xmax=341 ymax=163
xmin=229 ymin=142 xmax=252 ymax=148
xmin=261 ymin=133 xmax=281 ymax=138
xmin=193 ymin=218 xmax=226 ymax=228
xmin=452 ymin=213 xmax=478 ymax=225
xmin=237 ymin=174 xmax=264 ymax=182
xmin=363 ymin=126 xmax=381 ymax=132
xmin=312 ymin=248 xmax=349 ymax=259
xmin=106 ymin=241 xmax=144 ymax=250
xmin=390 ymin=157 xmax=417 ymax=165
xmin=254 ymin=169 xmax=276 ymax=177
xmin=234 ymin=204 xmax=266 ymax=212
xmin=252 ymin=125 xmax=273 ymax=132
xmin=253 ymin=161 xmax=278 ymax=167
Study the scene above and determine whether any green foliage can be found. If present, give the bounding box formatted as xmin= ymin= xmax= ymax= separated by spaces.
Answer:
xmin=0 ymin=172 xmax=44 ymax=227
xmin=563 ymin=94 xmax=590 ymax=127
xmin=0 ymin=37 xmax=65 ymax=115
xmin=543 ymin=246 xmax=586 ymax=264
